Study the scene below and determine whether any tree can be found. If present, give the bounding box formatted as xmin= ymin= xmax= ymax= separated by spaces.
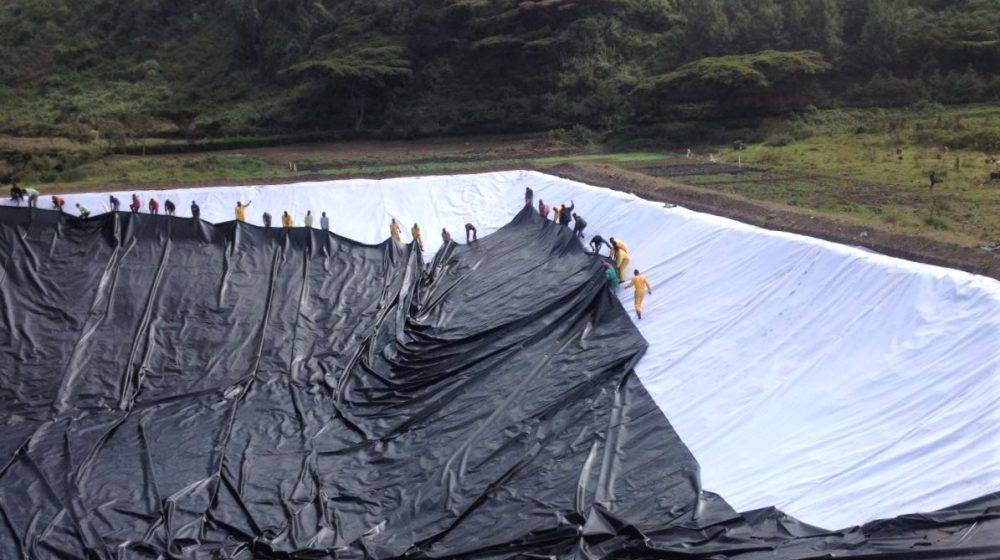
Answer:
xmin=680 ymin=0 xmax=733 ymax=59
xmin=285 ymin=1 xmax=413 ymax=131
xmin=781 ymin=0 xmax=844 ymax=60
xmin=287 ymin=41 xmax=411 ymax=131
xmin=858 ymin=0 xmax=910 ymax=69
xmin=637 ymin=50 xmax=832 ymax=114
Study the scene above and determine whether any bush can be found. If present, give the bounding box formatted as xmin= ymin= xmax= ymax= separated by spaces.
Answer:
xmin=908 ymin=100 xmax=945 ymax=113
xmin=607 ymin=119 xmax=768 ymax=149
xmin=765 ymin=133 xmax=794 ymax=147
xmin=923 ymin=215 xmax=952 ymax=230
xmin=59 ymin=168 xmax=86 ymax=182
xmin=928 ymin=68 xmax=988 ymax=104
xmin=959 ymin=130 xmax=1000 ymax=152
xmin=915 ymin=129 xmax=1000 ymax=152
xmin=547 ymin=124 xmax=597 ymax=146
xmin=847 ymin=71 xmax=926 ymax=107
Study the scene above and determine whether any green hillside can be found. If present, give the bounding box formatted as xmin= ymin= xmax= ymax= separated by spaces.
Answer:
xmin=1 ymin=0 xmax=998 ymax=146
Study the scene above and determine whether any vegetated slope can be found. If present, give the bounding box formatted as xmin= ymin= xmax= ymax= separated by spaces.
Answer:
xmin=1 ymin=0 xmax=999 ymax=143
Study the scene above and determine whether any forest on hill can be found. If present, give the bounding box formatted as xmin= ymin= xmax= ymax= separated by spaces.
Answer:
xmin=1 ymin=0 xmax=999 ymax=145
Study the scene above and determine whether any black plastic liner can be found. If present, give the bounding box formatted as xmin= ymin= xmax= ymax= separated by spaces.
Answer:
xmin=0 ymin=206 xmax=997 ymax=559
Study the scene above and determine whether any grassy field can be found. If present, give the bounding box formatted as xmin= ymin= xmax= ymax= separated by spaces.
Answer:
xmin=632 ymin=104 xmax=1000 ymax=244
xmin=3 ymin=104 xmax=999 ymax=246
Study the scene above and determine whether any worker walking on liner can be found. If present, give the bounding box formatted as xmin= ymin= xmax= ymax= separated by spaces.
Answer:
xmin=235 ymin=200 xmax=251 ymax=222
xmin=320 ymin=212 xmax=330 ymax=231
xmin=572 ymin=212 xmax=586 ymax=238
xmin=412 ymin=223 xmax=423 ymax=250
xmin=282 ymin=211 xmax=293 ymax=228
xmin=625 ymin=269 xmax=653 ymax=319
xmin=603 ymin=262 xmax=619 ymax=291
xmin=389 ymin=218 xmax=402 ymax=242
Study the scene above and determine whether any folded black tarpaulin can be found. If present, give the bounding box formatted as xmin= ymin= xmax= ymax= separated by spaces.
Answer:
xmin=0 ymin=206 xmax=997 ymax=559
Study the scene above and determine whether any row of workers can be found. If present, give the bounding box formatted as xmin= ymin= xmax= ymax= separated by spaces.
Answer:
xmin=15 ymin=186 xmax=654 ymax=319
xmin=523 ymin=187 xmax=653 ymax=319
xmin=15 ymin=191 xmax=481 ymax=250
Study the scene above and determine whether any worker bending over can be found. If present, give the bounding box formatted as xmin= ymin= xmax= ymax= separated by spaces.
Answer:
xmin=9 ymin=186 xmax=24 ymax=206
xmin=148 ymin=198 xmax=159 ymax=215
xmin=625 ymin=270 xmax=653 ymax=319
xmin=603 ymin=262 xmax=619 ymax=291
xmin=51 ymin=195 xmax=65 ymax=212
xmin=609 ymin=237 xmax=630 ymax=281
xmin=590 ymin=235 xmax=611 ymax=256
xmin=76 ymin=203 xmax=90 ymax=218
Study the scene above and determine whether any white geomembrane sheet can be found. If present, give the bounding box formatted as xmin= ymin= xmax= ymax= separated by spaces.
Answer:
xmin=10 ymin=170 xmax=1000 ymax=530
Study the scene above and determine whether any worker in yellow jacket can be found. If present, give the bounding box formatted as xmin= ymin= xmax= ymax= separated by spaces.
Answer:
xmin=235 ymin=200 xmax=251 ymax=222
xmin=282 ymin=211 xmax=293 ymax=228
xmin=411 ymin=223 xmax=423 ymax=251
xmin=389 ymin=218 xmax=402 ymax=242
xmin=625 ymin=269 xmax=653 ymax=319
xmin=609 ymin=237 xmax=630 ymax=280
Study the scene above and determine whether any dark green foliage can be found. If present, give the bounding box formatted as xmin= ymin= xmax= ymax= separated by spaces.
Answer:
xmin=636 ymin=50 xmax=831 ymax=115
xmin=0 ymin=0 xmax=998 ymax=144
